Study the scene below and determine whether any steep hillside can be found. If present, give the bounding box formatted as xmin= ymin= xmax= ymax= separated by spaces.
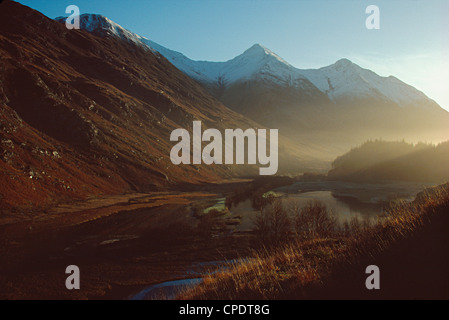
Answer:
xmin=1 ymin=1 xmax=295 ymax=213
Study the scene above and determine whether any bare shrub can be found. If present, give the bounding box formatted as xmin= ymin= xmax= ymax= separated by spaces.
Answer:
xmin=339 ymin=214 xmax=379 ymax=237
xmin=197 ymin=211 xmax=226 ymax=240
xmin=294 ymin=201 xmax=337 ymax=239
xmin=253 ymin=198 xmax=291 ymax=245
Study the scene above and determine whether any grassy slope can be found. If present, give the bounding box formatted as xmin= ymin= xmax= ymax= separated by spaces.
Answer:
xmin=180 ymin=183 xmax=449 ymax=299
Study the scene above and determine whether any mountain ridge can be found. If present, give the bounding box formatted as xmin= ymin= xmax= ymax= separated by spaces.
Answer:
xmin=55 ymin=13 xmax=445 ymax=113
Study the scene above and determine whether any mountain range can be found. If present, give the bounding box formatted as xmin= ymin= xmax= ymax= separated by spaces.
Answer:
xmin=56 ymin=13 xmax=449 ymax=155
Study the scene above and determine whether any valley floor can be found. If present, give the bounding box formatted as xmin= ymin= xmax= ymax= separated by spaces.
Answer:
xmin=0 ymin=179 xmax=254 ymax=299
xmin=0 ymin=178 xmax=447 ymax=300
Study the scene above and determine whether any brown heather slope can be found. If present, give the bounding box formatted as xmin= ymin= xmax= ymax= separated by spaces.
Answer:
xmin=0 ymin=1 xmax=307 ymax=214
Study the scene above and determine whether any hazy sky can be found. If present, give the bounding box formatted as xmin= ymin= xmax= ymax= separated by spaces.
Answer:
xmin=15 ymin=0 xmax=449 ymax=111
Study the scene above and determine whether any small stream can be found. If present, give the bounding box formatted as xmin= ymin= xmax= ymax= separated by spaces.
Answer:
xmin=130 ymin=259 xmax=239 ymax=300
xmin=131 ymin=278 xmax=203 ymax=300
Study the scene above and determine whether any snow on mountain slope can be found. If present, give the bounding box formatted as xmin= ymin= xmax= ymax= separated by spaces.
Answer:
xmin=139 ymin=39 xmax=224 ymax=83
xmin=215 ymin=44 xmax=310 ymax=85
xmin=300 ymin=59 xmax=431 ymax=106
xmin=55 ymin=14 xmax=157 ymax=53
xmin=144 ymin=42 xmax=310 ymax=87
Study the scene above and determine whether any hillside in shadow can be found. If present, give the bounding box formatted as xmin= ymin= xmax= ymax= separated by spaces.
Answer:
xmin=328 ymin=140 xmax=449 ymax=183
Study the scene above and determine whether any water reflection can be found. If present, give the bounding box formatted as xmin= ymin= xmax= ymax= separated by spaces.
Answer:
xmin=283 ymin=191 xmax=381 ymax=222
xmin=229 ymin=183 xmax=425 ymax=231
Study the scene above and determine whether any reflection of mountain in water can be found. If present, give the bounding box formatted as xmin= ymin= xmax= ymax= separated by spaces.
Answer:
xmin=331 ymin=193 xmax=384 ymax=217
xmin=283 ymin=191 xmax=380 ymax=222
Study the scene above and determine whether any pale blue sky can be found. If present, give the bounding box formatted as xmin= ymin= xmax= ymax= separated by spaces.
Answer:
xmin=16 ymin=0 xmax=449 ymax=110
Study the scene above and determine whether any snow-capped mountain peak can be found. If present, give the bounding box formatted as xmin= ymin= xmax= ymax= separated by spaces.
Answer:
xmin=240 ymin=43 xmax=291 ymax=66
xmin=55 ymin=14 xmax=156 ymax=53
xmin=205 ymin=43 xmax=308 ymax=85
xmin=333 ymin=58 xmax=353 ymax=67
xmin=300 ymin=59 xmax=430 ymax=106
